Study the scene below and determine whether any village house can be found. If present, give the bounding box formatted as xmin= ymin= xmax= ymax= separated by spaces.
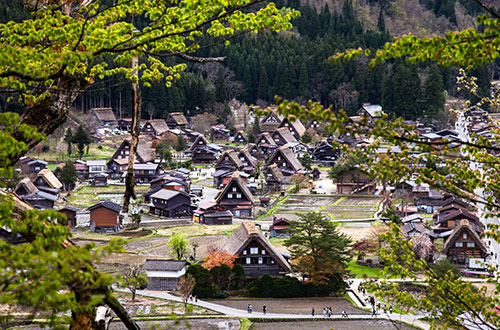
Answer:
xmin=148 ymin=189 xmax=193 ymax=218
xmin=89 ymin=107 xmax=117 ymax=127
xmin=265 ymin=145 xmax=305 ymax=177
xmin=117 ymin=118 xmax=132 ymax=132
xmin=211 ymin=126 xmax=230 ymax=142
xmin=189 ymin=135 xmax=223 ymax=164
xmin=271 ymin=127 xmax=298 ymax=146
xmin=310 ymin=167 xmax=321 ymax=180
xmin=413 ymin=185 xmax=445 ymax=213
xmin=90 ymin=172 xmax=108 ymax=187
xmin=19 ymin=157 xmax=48 ymax=178
xmin=223 ymin=221 xmax=292 ymax=278
xmin=165 ymin=112 xmax=188 ymax=130
xmin=87 ymin=201 xmax=123 ymax=232
xmin=278 ymin=117 xmax=306 ymax=140
xmin=441 ymin=220 xmax=488 ymax=266
xmin=285 ymin=141 xmax=310 ymax=159
xmin=259 ymin=110 xmax=283 ymax=132
xmin=215 ymin=172 xmax=254 ymax=218
xmin=238 ymin=148 xmax=258 ymax=174
xmin=312 ymin=140 xmax=339 ymax=165
xmin=131 ymin=163 xmax=160 ymax=184
xmin=257 ymin=132 xmax=278 ymax=158
xmin=433 ymin=207 xmax=482 ymax=234
xmin=335 ymin=167 xmax=376 ymax=195
xmin=86 ymin=160 xmax=107 ymax=179
xmin=264 ymin=164 xmax=285 ymax=193
xmin=143 ymin=259 xmax=188 ymax=291
xmin=110 ymin=139 xmax=155 ymax=163
xmin=57 ymin=206 xmax=79 ymax=227
xmin=234 ymin=130 xmax=247 ymax=144
xmin=269 ymin=217 xmax=292 ymax=238
xmin=14 ymin=178 xmax=39 ymax=197
xmin=22 ymin=191 xmax=58 ymax=210
xmin=215 ymin=150 xmax=244 ymax=172
xmin=74 ymin=160 xmax=89 ymax=180
xmin=141 ymin=119 xmax=170 ymax=136
xmin=34 ymin=168 xmax=63 ymax=192
xmin=357 ymin=103 xmax=383 ymax=125
xmin=193 ymin=201 xmax=233 ymax=225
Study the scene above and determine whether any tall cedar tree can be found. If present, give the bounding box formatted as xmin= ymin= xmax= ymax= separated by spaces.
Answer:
xmin=59 ymin=161 xmax=77 ymax=193
xmin=284 ymin=212 xmax=352 ymax=290
xmin=64 ymin=128 xmax=73 ymax=156
xmin=424 ymin=65 xmax=445 ymax=121
xmin=215 ymin=67 xmax=228 ymax=103
xmin=71 ymin=125 xmax=91 ymax=159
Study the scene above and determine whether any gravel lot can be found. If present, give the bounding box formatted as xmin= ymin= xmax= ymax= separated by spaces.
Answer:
xmin=253 ymin=319 xmax=419 ymax=330
xmin=210 ymin=298 xmax=369 ymax=315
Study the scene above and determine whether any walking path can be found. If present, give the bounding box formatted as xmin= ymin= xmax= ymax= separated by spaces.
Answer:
xmin=116 ymin=287 xmax=431 ymax=329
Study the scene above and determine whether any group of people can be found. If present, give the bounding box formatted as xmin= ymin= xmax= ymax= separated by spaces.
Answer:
xmin=247 ymin=304 xmax=267 ymax=314
xmin=311 ymin=307 xmax=349 ymax=318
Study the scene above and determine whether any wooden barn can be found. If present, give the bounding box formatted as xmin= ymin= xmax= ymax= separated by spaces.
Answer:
xmin=143 ymin=259 xmax=188 ymax=291
xmin=87 ymin=201 xmax=122 ymax=232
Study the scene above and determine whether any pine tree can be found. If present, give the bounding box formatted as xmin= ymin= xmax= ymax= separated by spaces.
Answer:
xmin=215 ymin=67 xmax=227 ymax=103
xmin=59 ymin=161 xmax=77 ymax=193
xmin=298 ymin=63 xmax=310 ymax=96
xmin=257 ymin=67 xmax=270 ymax=101
xmin=377 ymin=9 xmax=385 ymax=32
xmin=71 ymin=125 xmax=91 ymax=159
xmin=64 ymin=128 xmax=73 ymax=156
xmin=424 ymin=65 xmax=445 ymax=120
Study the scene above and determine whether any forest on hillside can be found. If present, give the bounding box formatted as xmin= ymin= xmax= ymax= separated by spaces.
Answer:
xmin=0 ymin=0 xmax=497 ymax=127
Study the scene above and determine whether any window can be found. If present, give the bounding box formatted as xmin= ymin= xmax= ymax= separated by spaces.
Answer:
xmin=246 ymin=258 xmax=251 ymax=264
xmin=228 ymin=193 xmax=233 ymax=198
xmin=282 ymin=162 xmax=286 ymax=166
xmin=463 ymin=233 xmax=467 ymax=239
xmin=35 ymin=166 xmax=40 ymax=170
xmin=237 ymin=193 xmax=242 ymax=198
xmin=258 ymin=257 xmax=263 ymax=264
xmin=262 ymin=250 xmax=266 ymax=254
xmin=243 ymin=250 xmax=247 ymax=255
xmin=232 ymin=187 xmax=237 ymax=192
xmin=149 ymin=170 xmax=154 ymax=174
xmin=250 ymin=247 xmax=258 ymax=254
xmin=455 ymin=242 xmax=463 ymax=247
xmin=270 ymin=259 xmax=274 ymax=264
xmin=467 ymin=242 xmax=475 ymax=248
xmin=284 ymin=123 xmax=288 ymax=127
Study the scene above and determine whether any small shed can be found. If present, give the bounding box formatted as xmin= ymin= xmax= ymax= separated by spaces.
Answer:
xmin=143 ymin=259 xmax=188 ymax=291
xmin=87 ymin=201 xmax=122 ymax=232
xmin=202 ymin=210 xmax=233 ymax=225
xmin=57 ymin=206 xmax=79 ymax=227
xmin=310 ymin=167 xmax=321 ymax=180
xmin=269 ymin=217 xmax=291 ymax=238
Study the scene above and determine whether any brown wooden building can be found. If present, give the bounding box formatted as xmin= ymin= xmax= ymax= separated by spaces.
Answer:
xmin=278 ymin=117 xmax=306 ymax=140
xmin=442 ymin=220 xmax=488 ymax=266
xmin=165 ymin=112 xmax=188 ymax=129
xmin=224 ymin=221 xmax=292 ymax=278
xmin=58 ymin=206 xmax=79 ymax=227
xmin=87 ymin=201 xmax=122 ymax=232
xmin=215 ymin=172 xmax=254 ymax=218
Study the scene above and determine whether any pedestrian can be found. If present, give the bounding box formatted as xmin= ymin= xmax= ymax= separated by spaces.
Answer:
xmin=370 ymin=296 xmax=375 ymax=307
xmin=248 ymin=304 xmax=252 ymax=314
xmin=328 ymin=307 xmax=332 ymax=318
xmin=342 ymin=309 xmax=348 ymax=318
xmin=389 ymin=306 xmax=393 ymax=314
xmin=371 ymin=307 xmax=377 ymax=317
xmin=263 ymin=305 xmax=266 ymax=315
xmin=323 ymin=308 xmax=326 ymax=317
xmin=194 ymin=295 xmax=198 ymax=302
xmin=312 ymin=307 xmax=315 ymax=317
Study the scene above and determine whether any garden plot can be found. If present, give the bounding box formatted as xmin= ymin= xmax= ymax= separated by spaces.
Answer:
xmin=253 ymin=320 xmax=418 ymax=330
xmin=125 ymin=236 xmax=168 ymax=252
xmin=336 ymin=197 xmax=382 ymax=206
xmin=283 ymin=195 xmax=340 ymax=206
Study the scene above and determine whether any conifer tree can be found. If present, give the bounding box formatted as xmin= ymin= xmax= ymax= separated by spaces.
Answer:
xmin=298 ymin=63 xmax=310 ymax=96
xmin=71 ymin=125 xmax=91 ymax=159
xmin=64 ymin=128 xmax=73 ymax=156
xmin=59 ymin=161 xmax=77 ymax=193
xmin=215 ymin=67 xmax=227 ymax=103
xmin=424 ymin=65 xmax=445 ymax=121
xmin=377 ymin=9 xmax=385 ymax=32
xmin=257 ymin=67 xmax=270 ymax=101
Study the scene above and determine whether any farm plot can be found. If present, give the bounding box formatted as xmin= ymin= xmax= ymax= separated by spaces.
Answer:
xmin=253 ymin=320 xmax=418 ymax=330
xmin=125 ymin=236 xmax=168 ymax=252
xmin=336 ymin=197 xmax=382 ymax=206
xmin=283 ymin=195 xmax=340 ymax=206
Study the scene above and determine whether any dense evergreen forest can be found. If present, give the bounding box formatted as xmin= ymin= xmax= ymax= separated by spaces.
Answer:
xmin=0 ymin=0 xmax=495 ymax=126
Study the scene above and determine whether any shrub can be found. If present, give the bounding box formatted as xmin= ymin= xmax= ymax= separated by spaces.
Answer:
xmin=42 ymin=145 xmax=50 ymax=152
xmin=213 ymin=290 xmax=228 ymax=298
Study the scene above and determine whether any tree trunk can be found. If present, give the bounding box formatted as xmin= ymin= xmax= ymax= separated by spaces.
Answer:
xmin=122 ymin=56 xmax=141 ymax=213
xmin=9 ymin=76 xmax=87 ymax=168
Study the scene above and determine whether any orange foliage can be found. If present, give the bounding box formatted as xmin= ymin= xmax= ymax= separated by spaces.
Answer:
xmin=201 ymin=250 xmax=238 ymax=270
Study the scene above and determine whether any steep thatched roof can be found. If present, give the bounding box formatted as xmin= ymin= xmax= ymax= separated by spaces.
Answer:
xmin=257 ymin=132 xmax=276 ymax=146
xmin=167 ymin=112 xmax=188 ymax=125
xmin=266 ymin=164 xmax=285 ymax=183
xmin=91 ymin=108 xmax=117 ymax=122
xmin=280 ymin=118 xmax=306 ymax=137
xmin=216 ymin=150 xmax=244 ymax=169
xmin=215 ymin=172 xmax=254 ymax=204
xmin=14 ymin=178 xmax=39 ymax=196
xmin=146 ymin=119 xmax=169 ymax=135
xmin=273 ymin=127 xmax=298 ymax=144
xmin=137 ymin=139 xmax=155 ymax=163
xmin=189 ymin=135 xmax=209 ymax=151
xmin=441 ymin=220 xmax=487 ymax=255
xmin=36 ymin=169 xmax=63 ymax=189
xmin=267 ymin=146 xmax=304 ymax=172
xmin=238 ymin=149 xmax=258 ymax=168
xmin=224 ymin=220 xmax=292 ymax=273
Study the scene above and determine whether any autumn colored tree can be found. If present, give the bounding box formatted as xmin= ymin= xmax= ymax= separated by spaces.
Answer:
xmin=202 ymin=250 xmax=238 ymax=270
xmin=285 ymin=212 xmax=352 ymax=291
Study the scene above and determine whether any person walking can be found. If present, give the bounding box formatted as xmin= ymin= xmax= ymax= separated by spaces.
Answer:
xmin=248 ymin=304 xmax=252 ymax=314
xmin=389 ymin=306 xmax=393 ymax=314
xmin=342 ymin=309 xmax=348 ymax=318
xmin=312 ymin=307 xmax=315 ymax=317
xmin=263 ymin=305 xmax=266 ymax=315
xmin=371 ymin=307 xmax=377 ymax=317
xmin=323 ymin=308 xmax=326 ymax=317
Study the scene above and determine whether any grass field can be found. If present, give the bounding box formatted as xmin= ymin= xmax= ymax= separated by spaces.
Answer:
xmin=347 ymin=260 xmax=386 ymax=278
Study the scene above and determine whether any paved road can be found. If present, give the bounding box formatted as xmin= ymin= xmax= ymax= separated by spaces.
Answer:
xmin=117 ymin=287 xmax=430 ymax=329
